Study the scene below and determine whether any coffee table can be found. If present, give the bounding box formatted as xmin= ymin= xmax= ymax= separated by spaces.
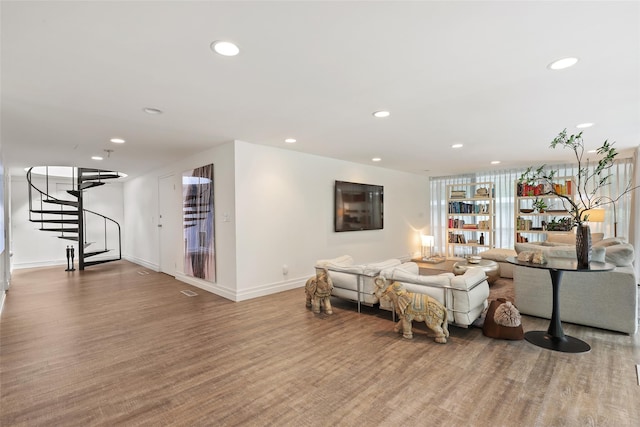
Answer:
xmin=452 ymin=259 xmax=499 ymax=284
xmin=506 ymin=257 xmax=615 ymax=353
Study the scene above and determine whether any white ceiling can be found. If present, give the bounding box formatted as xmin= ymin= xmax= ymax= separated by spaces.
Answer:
xmin=2 ymin=1 xmax=639 ymax=180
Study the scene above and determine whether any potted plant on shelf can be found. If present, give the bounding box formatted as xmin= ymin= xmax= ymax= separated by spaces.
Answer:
xmin=532 ymin=198 xmax=548 ymax=213
xmin=519 ymin=129 xmax=638 ymax=268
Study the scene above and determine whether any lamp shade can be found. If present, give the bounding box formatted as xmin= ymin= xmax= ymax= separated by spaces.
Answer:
xmin=581 ymin=208 xmax=605 ymax=223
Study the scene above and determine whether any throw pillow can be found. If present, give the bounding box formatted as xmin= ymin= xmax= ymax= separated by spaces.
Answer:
xmin=604 ymin=243 xmax=635 ymax=267
xmin=593 ymin=237 xmax=626 ymax=248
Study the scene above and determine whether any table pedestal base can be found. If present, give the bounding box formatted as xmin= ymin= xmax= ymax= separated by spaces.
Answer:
xmin=524 ymin=331 xmax=590 ymax=353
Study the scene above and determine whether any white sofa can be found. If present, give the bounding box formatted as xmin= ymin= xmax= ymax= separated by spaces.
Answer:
xmin=379 ymin=262 xmax=490 ymax=327
xmin=513 ymin=238 xmax=638 ymax=334
xmin=315 ymin=255 xmax=403 ymax=306
xmin=316 ymin=256 xmax=490 ymax=327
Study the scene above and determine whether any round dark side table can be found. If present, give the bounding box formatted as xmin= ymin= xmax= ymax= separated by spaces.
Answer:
xmin=507 ymin=256 xmax=615 ymax=353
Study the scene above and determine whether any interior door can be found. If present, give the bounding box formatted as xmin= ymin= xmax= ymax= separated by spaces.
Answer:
xmin=158 ymin=174 xmax=178 ymax=275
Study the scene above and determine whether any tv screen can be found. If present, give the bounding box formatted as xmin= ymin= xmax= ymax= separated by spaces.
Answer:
xmin=334 ymin=180 xmax=384 ymax=232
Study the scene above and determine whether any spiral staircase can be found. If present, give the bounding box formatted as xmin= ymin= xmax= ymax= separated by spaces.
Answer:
xmin=27 ymin=166 xmax=123 ymax=270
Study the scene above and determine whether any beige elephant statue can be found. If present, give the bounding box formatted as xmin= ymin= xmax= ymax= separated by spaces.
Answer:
xmin=374 ymin=277 xmax=449 ymax=343
xmin=305 ymin=268 xmax=333 ymax=314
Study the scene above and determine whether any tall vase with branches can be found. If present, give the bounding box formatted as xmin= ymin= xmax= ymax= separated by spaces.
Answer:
xmin=519 ymin=129 xmax=638 ymax=268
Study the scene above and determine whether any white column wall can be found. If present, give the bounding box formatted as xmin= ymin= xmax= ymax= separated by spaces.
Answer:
xmin=123 ymin=141 xmax=237 ymax=298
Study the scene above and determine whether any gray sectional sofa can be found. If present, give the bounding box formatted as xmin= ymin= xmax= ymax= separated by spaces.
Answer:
xmin=512 ymin=237 xmax=638 ymax=334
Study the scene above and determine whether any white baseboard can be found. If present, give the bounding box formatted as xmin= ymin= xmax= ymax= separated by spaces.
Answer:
xmin=174 ymin=273 xmax=307 ymax=302
xmin=174 ymin=272 xmax=237 ymax=301
xmin=0 ymin=291 xmax=6 ymax=315
xmin=123 ymin=255 xmax=160 ymax=272
xmin=11 ymin=259 xmax=68 ymax=270
xmin=235 ymin=276 xmax=307 ymax=301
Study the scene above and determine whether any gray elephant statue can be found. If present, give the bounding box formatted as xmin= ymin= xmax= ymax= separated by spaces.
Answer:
xmin=305 ymin=268 xmax=333 ymax=314
xmin=374 ymin=277 xmax=449 ymax=343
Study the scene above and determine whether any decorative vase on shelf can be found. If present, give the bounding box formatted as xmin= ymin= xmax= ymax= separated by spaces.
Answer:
xmin=576 ymin=224 xmax=592 ymax=269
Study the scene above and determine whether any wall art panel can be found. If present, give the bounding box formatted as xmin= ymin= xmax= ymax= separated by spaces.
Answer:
xmin=183 ymin=164 xmax=216 ymax=282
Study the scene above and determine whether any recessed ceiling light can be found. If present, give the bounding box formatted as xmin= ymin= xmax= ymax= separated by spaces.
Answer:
xmin=587 ymin=149 xmax=597 ymax=153
xmin=491 ymin=160 xmax=501 ymax=165
xmin=372 ymin=157 xmax=382 ymax=162
xmin=576 ymin=123 xmax=594 ymax=129
xmin=91 ymin=156 xmax=103 ymax=161
xmin=110 ymin=138 xmax=125 ymax=144
xmin=372 ymin=111 xmax=390 ymax=118
xmin=548 ymin=57 xmax=579 ymax=70
xmin=211 ymin=41 xmax=240 ymax=56
xmin=143 ymin=107 xmax=163 ymax=115
xmin=284 ymin=138 xmax=296 ymax=143
xmin=451 ymin=143 xmax=463 ymax=149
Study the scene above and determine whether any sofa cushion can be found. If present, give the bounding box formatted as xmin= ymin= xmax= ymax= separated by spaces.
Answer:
xmin=380 ymin=262 xmax=419 ymax=277
xmin=593 ymin=237 xmax=626 ymax=248
xmin=480 ymin=248 xmax=516 ymax=262
xmin=325 ymin=264 xmax=364 ymax=274
xmin=316 ymin=255 xmax=353 ymax=267
xmin=545 ymin=233 xmax=575 ymax=244
xmin=604 ymin=243 xmax=635 ymax=267
xmin=386 ymin=268 xmax=452 ymax=287
xmin=451 ymin=268 xmax=486 ymax=290
xmin=363 ymin=258 xmax=401 ymax=275
xmin=546 ymin=232 xmax=604 ymax=244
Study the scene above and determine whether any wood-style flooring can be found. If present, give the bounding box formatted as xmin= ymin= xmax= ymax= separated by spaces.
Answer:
xmin=1 ymin=261 xmax=639 ymax=426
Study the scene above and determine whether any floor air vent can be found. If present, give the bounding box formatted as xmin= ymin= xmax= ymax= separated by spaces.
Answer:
xmin=181 ymin=290 xmax=198 ymax=297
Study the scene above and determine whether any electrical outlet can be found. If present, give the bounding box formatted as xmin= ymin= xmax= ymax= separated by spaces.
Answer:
xmin=282 ymin=264 xmax=288 ymax=275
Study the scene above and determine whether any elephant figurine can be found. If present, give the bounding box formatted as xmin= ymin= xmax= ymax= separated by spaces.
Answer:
xmin=305 ymin=268 xmax=333 ymax=314
xmin=374 ymin=277 xmax=449 ymax=343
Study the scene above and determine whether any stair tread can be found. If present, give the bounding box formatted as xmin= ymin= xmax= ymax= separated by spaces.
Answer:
xmin=44 ymin=199 xmax=79 ymax=207
xmin=31 ymin=219 xmax=79 ymax=224
xmin=79 ymin=174 xmax=120 ymax=181
xmin=82 ymin=257 xmax=121 ymax=267
xmin=84 ymin=249 xmax=111 ymax=258
xmin=31 ymin=210 xmax=79 ymax=215
xmin=79 ymin=182 xmax=106 ymax=190
xmin=40 ymin=228 xmax=79 ymax=233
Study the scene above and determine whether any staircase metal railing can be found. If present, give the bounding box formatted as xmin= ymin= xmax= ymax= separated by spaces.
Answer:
xmin=83 ymin=207 xmax=122 ymax=260
xmin=26 ymin=166 xmax=122 ymax=270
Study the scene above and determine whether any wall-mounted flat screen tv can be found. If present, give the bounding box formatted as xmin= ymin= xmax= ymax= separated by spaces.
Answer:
xmin=334 ymin=180 xmax=384 ymax=232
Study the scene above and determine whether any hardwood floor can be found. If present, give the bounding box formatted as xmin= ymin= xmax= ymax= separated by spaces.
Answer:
xmin=1 ymin=261 xmax=638 ymax=426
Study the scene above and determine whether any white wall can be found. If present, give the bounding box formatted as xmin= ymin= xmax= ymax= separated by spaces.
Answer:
xmin=233 ymin=141 xmax=430 ymax=300
xmin=0 ymin=154 xmax=9 ymax=314
xmin=125 ymin=140 xmax=430 ymax=301
xmin=10 ymin=174 xmax=124 ymax=269
xmin=8 ymin=141 xmax=431 ymax=301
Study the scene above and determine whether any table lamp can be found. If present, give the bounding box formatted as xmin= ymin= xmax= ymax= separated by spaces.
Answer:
xmin=581 ymin=208 xmax=606 ymax=233
xmin=421 ymin=235 xmax=434 ymax=261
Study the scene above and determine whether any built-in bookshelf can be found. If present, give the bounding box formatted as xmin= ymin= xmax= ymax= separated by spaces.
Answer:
xmin=514 ymin=177 xmax=575 ymax=243
xmin=445 ymin=182 xmax=495 ymax=258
